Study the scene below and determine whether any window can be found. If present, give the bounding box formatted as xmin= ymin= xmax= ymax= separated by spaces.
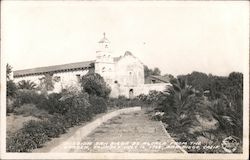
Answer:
xmin=54 ymin=76 xmax=61 ymax=82
xmin=102 ymin=67 xmax=106 ymax=73
xmin=76 ymin=74 xmax=81 ymax=82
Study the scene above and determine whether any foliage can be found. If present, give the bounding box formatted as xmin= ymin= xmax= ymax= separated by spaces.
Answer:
xmin=6 ymin=63 xmax=12 ymax=80
xmin=177 ymin=71 xmax=211 ymax=92
xmin=37 ymin=73 xmax=55 ymax=93
xmin=138 ymin=90 xmax=164 ymax=107
xmin=89 ymin=95 xmax=107 ymax=114
xmin=108 ymin=96 xmax=142 ymax=109
xmin=13 ymin=89 xmax=46 ymax=108
xmin=7 ymin=80 xmax=17 ymax=97
xmin=6 ymin=64 xmax=17 ymax=98
xmin=6 ymin=118 xmax=66 ymax=152
xmin=59 ymin=90 xmax=92 ymax=126
xmin=14 ymin=104 xmax=50 ymax=119
xmin=144 ymin=65 xmax=161 ymax=78
xmin=17 ymin=80 xmax=37 ymax=90
xmin=36 ymin=93 xmax=62 ymax=114
xmin=80 ymin=73 xmax=111 ymax=99
xmin=7 ymin=130 xmax=38 ymax=152
xmin=39 ymin=120 xmax=66 ymax=138
xmin=158 ymin=78 xmax=206 ymax=133
xmin=151 ymin=71 xmax=243 ymax=153
xmin=7 ymin=80 xmax=111 ymax=152
xmin=7 ymin=98 xmax=15 ymax=114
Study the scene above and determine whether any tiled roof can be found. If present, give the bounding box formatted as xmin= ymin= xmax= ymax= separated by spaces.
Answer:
xmin=13 ymin=60 xmax=95 ymax=77
xmin=113 ymin=56 xmax=122 ymax=62
xmin=150 ymin=75 xmax=170 ymax=83
xmin=145 ymin=75 xmax=170 ymax=83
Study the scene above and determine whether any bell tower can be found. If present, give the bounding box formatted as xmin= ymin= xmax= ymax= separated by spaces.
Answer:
xmin=95 ymin=33 xmax=115 ymax=85
xmin=96 ymin=32 xmax=112 ymax=59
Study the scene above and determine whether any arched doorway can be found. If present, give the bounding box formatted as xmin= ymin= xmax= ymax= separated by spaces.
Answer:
xmin=129 ymin=89 xmax=134 ymax=99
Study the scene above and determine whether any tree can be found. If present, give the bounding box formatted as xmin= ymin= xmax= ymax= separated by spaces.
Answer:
xmin=6 ymin=64 xmax=17 ymax=97
xmin=37 ymin=73 xmax=55 ymax=93
xmin=80 ymin=73 xmax=111 ymax=99
xmin=18 ymin=80 xmax=37 ymax=90
xmin=6 ymin=63 xmax=12 ymax=81
xmin=158 ymin=77 xmax=205 ymax=133
xmin=152 ymin=67 xmax=161 ymax=76
xmin=144 ymin=65 xmax=161 ymax=78
xmin=7 ymin=81 xmax=17 ymax=97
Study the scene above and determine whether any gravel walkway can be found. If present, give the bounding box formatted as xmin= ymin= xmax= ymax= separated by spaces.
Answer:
xmin=70 ymin=109 xmax=184 ymax=153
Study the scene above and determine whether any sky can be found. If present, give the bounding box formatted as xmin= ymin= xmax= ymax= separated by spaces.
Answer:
xmin=1 ymin=1 xmax=249 ymax=76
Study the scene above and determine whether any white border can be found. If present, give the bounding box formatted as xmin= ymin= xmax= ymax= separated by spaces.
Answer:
xmin=1 ymin=1 xmax=249 ymax=159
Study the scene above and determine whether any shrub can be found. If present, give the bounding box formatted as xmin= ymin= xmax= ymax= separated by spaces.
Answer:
xmin=6 ymin=87 xmax=110 ymax=152
xmin=6 ymin=118 xmax=66 ymax=152
xmin=40 ymin=120 xmax=66 ymax=138
xmin=108 ymin=96 xmax=143 ymax=109
xmin=13 ymin=89 xmax=46 ymax=108
xmin=7 ymin=80 xmax=17 ymax=98
xmin=59 ymin=91 xmax=92 ymax=126
xmin=17 ymin=80 xmax=37 ymax=90
xmin=6 ymin=130 xmax=37 ymax=152
xmin=22 ymin=120 xmax=50 ymax=148
xmin=89 ymin=95 xmax=107 ymax=114
xmin=36 ymin=93 xmax=62 ymax=114
xmin=14 ymin=104 xmax=50 ymax=119
xmin=81 ymin=73 xmax=111 ymax=99
xmin=49 ymin=113 xmax=68 ymax=130
xmin=7 ymin=98 xmax=14 ymax=114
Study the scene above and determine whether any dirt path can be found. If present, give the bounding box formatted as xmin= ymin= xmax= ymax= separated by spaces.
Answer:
xmin=69 ymin=109 xmax=184 ymax=153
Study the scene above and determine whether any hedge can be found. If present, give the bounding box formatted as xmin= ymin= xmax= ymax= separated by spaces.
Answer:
xmin=6 ymin=90 xmax=108 ymax=152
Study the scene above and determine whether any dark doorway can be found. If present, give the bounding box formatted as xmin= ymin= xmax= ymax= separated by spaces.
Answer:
xmin=129 ymin=89 xmax=134 ymax=99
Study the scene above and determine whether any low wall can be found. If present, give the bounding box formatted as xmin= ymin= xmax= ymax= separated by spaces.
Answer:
xmin=50 ymin=106 xmax=141 ymax=152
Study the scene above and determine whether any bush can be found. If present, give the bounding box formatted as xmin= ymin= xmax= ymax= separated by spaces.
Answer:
xmin=13 ymin=89 xmax=47 ymax=108
xmin=6 ymin=118 xmax=66 ymax=152
xmin=7 ymin=80 xmax=17 ymax=98
xmin=6 ymin=87 xmax=111 ymax=152
xmin=107 ymin=96 xmax=142 ymax=109
xmin=14 ymin=104 xmax=50 ymax=119
xmin=36 ymin=93 xmax=62 ymax=114
xmin=7 ymin=98 xmax=14 ymax=114
xmin=89 ymin=95 xmax=107 ymax=114
xmin=7 ymin=130 xmax=37 ymax=152
xmin=59 ymin=91 xmax=92 ymax=126
xmin=81 ymin=73 xmax=111 ymax=99
xmin=40 ymin=120 xmax=66 ymax=138
xmin=22 ymin=120 xmax=50 ymax=148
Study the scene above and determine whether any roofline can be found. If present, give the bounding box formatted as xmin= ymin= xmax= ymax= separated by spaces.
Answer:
xmin=13 ymin=60 xmax=95 ymax=78
xmin=149 ymin=75 xmax=169 ymax=83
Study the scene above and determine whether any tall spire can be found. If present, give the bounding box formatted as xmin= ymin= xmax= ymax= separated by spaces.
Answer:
xmin=99 ymin=32 xmax=110 ymax=43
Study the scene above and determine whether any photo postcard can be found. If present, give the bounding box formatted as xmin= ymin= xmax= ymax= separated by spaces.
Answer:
xmin=0 ymin=1 xmax=249 ymax=159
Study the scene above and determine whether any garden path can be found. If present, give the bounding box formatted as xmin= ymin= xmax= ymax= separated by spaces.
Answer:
xmin=70 ymin=109 xmax=185 ymax=153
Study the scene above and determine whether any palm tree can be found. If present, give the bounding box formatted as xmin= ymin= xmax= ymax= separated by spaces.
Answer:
xmin=159 ymin=77 xmax=205 ymax=133
xmin=17 ymin=80 xmax=37 ymax=90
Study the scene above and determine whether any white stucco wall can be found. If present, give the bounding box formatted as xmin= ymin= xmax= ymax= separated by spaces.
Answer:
xmin=14 ymin=75 xmax=44 ymax=86
xmin=53 ymin=70 xmax=89 ymax=93
xmin=114 ymin=54 xmax=144 ymax=87
xmin=14 ymin=69 xmax=89 ymax=93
